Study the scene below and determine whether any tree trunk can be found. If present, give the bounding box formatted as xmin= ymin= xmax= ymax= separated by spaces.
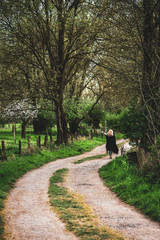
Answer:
xmin=21 ymin=121 xmax=26 ymax=138
xmin=154 ymin=2 xmax=160 ymax=134
xmin=55 ymin=100 xmax=68 ymax=145
xmin=142 ymin=0 xmax=160 ymax=141
xmin=21 ymin=118 xmax=30 ymax=138
xmin=143 ymin=0 xmax=153 ymax=99
xmin=141 ymin=0 xmax=154 ymax=146
xmin=69 ymin=119 xmax=80 ymax=136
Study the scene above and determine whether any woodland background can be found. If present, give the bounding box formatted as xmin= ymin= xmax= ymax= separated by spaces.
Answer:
xmin=0 ymin=0 xmax=160 ymax=169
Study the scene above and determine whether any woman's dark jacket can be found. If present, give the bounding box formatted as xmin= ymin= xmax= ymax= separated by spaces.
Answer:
xmin=106 ymin=135 xmax=118 ymax=154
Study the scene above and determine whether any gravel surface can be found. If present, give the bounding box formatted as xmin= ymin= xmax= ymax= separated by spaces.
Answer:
xmin=3 ymin=140 xmax=160 ymax=240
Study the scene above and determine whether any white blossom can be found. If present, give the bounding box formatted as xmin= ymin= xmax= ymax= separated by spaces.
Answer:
xmin=1 ymin=99 xmax=38 ymax=121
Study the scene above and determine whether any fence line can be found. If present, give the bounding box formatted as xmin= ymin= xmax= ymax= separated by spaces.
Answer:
xmin=1 ymin=130 xmax=100 ymax=162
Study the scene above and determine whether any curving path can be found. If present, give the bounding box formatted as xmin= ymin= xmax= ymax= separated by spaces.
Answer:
xmin=3 ymin=140 xmax=160 ymax=240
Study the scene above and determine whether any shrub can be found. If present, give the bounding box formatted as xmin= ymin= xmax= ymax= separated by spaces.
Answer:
xmin=119 ymin=106 xmax=149 ymax=148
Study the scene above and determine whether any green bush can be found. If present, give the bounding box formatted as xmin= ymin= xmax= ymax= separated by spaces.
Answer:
xmin=33 ymin=110 xmax=56 ymax=134
xmin=104 ymin=113 xmax=121 ymax=131
xmin=119 ymin=106 xmax=148 ymax=148
xmin=84 ymin=103 xmax=105 ymax=128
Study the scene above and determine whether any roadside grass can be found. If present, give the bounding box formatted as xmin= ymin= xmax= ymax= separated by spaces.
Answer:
xmin=99 ymin=155 xmax=160 ymax=223
xmin=49 ymin=168 xmax=126 ymax=240
xmin=0 ymin=130 xmax=106 ymax=239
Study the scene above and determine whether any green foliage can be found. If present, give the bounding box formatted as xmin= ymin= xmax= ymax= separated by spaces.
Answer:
xmin=64 ymin=97 xmax=87 ymax=122
xmin=33 ymin=109 xmax=56 ymax=134
xmin=104 ymin=112 xmax=121 ymax=131
xmin=99 ymin=155 xmax=160 ymax=222
xmin=84 ymin=103 xmax=105 ymax=128
xmin=119 ymin=106 xmax=148 ymax=147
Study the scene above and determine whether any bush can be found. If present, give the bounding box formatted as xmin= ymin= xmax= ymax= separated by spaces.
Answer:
xmin=104 ymin=113 xmax=121 ymax=131
xmin=84 ymin=104 xmax=105 ymax=128
xmin=119 ymin=106 xmax=148 ymax=148
xmin=33 ymin=110 xmax=56 ymax=134
xmin=140 ymin=135 xmax=160 ymax=182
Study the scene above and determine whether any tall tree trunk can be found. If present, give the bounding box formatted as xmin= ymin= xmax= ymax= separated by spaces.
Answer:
xmin=55 ymin=100 xmax=68 ymax=145
xmin=154 ymin=1 xmax=160 ymax=134
xmin=69 ymin=118 xmax=80 ymax=136
xmin=143 ymin=0 xmax=153 ymax=99
xmin=141 ymin=0 xmax=154 ymax=146
xmin=53 ymin=0 xmax=68 ymax=145
xmin=142 ymin=0 xmax=160 ymax=141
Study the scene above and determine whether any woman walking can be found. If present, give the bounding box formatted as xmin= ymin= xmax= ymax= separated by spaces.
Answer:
xmin=106 ymin=129 xmax=118 ymax=159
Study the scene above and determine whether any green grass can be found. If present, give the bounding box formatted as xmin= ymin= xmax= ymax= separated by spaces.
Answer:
xmin=74 ymin=154 xmax=107 ymax=164
xmin=0 ymin=126 xmax=48 ymax=158
xmin=0 ymin=126 xmax=106 ymax=239
xmin=99 ymin=155 xmax=160 ymax=222
xmin=49 ymin=168 xmax=125 ymax=240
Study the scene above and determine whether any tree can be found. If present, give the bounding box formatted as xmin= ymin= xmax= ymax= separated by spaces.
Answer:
xmin=119 ymin=105 xmax=148 ymax=147
xmin=141 ymin=0 xmax=160 ymax=144
xmin=88 ymin=0 xmax=141 ymax=112
xmin=33 ymin=102 xmax=56 ymax=134
xmin=1 ymin=99 xmax=38 ymax=138
xmin=64 ymin=62 xmax=108 ymax=135
xmin=94 ymin=0 xmax=160 ymax=150
xmin=83 ymin=103 xmax=105 ymax=129
xmin=0 ymin=0 xmax=102 ymax=145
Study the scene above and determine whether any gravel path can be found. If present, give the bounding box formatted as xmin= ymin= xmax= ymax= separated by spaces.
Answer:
xmin=3 ymin=140 xmax=160 ymax=240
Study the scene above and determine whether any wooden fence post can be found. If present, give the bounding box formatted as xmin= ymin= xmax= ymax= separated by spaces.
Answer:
xmin=37 ymin=136 xmax=41 ymax=147
xmin=89 ymin=130 xmax=93 ymax=140
xmin=2 ymin=141 xmax=5 ymax=152
xmin=44 ymin=135 xmax=48 ymax=147
xmin=13 ymin=125 xmax=16 ymax=144
xmin=95 ymin=130 xmax=98 ymax=138
xmin=39 ymin=136 xmax=41 ymax=147
xmin=1 ymin=145 xmax=7 ymax=161
xmin=1 ymin=140 xmax=7 ymax=161
xmin=71 ymin=134 xmax=74 ymax=143
xmin=19 ymin=140 xmax=21 ymax=157
xmin=37 ymin=138 xmax=39 ymax=147
xmin=49 ymin=134 xmax=53 ymax=144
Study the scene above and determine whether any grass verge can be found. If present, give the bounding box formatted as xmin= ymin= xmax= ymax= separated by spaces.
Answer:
xmin=99 ymin=155 xmax=160 ymax=223
xmin=49 ymin=168 xmax=126 ymax=240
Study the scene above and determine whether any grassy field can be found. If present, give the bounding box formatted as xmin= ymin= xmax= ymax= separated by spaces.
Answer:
xmin=99 ymin=155 xmax=160 ymax=223
xmin=0 ymin=124 xmax=54 ymax=159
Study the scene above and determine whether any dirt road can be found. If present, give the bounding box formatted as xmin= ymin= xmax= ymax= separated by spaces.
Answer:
xmin=3 ymin=140 xmax=160 ymax=240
